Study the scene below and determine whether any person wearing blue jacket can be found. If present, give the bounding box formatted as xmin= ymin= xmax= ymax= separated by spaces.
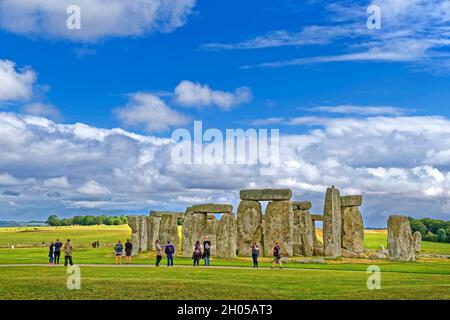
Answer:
xmin=165 ymin=240 xmax=175 ymax=267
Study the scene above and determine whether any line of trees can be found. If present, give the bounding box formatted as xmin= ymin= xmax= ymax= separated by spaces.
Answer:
xmin=408 ymin=217 xmax=450 ymax=243
xmin=46 ymin=214 xmax=128 ymax=226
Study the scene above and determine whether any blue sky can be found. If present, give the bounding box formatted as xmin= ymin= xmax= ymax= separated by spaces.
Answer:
xmin=1 ymin=0 xmax=450 ymax=226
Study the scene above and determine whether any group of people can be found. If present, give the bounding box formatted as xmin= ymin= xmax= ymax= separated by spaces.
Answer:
xmin=48 ymin=239 xmax=74 ymax=266
xmin=50 ymin=237 xmax=284 ymax=269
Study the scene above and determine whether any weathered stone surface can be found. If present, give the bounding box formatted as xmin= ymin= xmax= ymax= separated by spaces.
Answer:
xmin=146 ymin=216 xmax=160 ymax=250
xmin=292 ymin=201 xmax=312 ymax=210
xmin=205 ymin=217 xmax=218 ymax=256
xmin=311 ymin=214 xmax=323 ymax=221
xmin=313 ymin=246 xmax=324 ymax=256
xmin=191 ymin=203 xmax=233 ymax=213
xmin=387 ymin=215 xmax=415 ymax=262
xmin=263 ymin=200 xmax=294 ymax=257
xmin=340 ymin=195 xmax=363 ymax=207
xmin=150 ymin=210 xmax=183 ymax=217
xmin=323 ymin=186 xmax=342 ymax=257
xmin=181 ymin=212 xmax=207 ymax=256
xmin=138 ymin=216 xmax=148 ymax=252
xmin=412 ymin=231 xmax=422 ymax=254
xmin=240 ymin=189 xmax=292 ymax=201
xmin=341 ymin=206 xmax=364 ymax=253
xmin=216 ymin=212 xmax=237 ymax=258
xmin=342 ymin=249 xmax=358 ymax=258
xmin=293 ymin=209 xmax=314 ymax=256
xmin=159 ymin=214 xmax=179 ymax=251
xmin=207 ymin=213 xmax=216 ymax=220
xmin=237 ymin=200 xmax=263 ymax=256
xmin=128 ymin=215 xmax=141 ymax=256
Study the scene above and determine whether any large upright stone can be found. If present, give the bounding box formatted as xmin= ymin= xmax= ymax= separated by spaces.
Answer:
xmin=412 ymin=231 xmax=422 ymax=254
xmin=146 ymin=216 xmax=160 ymax=250
xmin=181 ymin=212 xmax=207 ymax=256
xmin=237 ymin=200 xmax=263 ymax=256
xmin=159 ymin=213 xmax=179 ymax=251
xmin=205 ymin=214 xmax=218 ymax=256
xmin=216 ymin=212 xmax=237 ymax=258
xmin=341 ymin=205 xmax=364 ymax=253
xmin=323 ymin=186 xmax=342 ymax=257
xmin=127 ymin=215 xmax=141 ymax=256
xmin=263 ymin=200 xmax=294 ymax=257
xmin=190 ymin=204 xmax=233 ymax=213
xmin=240 ymin=189 xmax=292 ymax=201
xmin=388 ymin=215 xmax=415 ymax=262
xmin=293 ymin=209 xmax=314 ymax=256
xmin=138 ymin=216 xmax=148 ymax=252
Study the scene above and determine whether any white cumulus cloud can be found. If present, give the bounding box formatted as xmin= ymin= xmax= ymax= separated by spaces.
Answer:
xmin=0 ymin=60 xmax=36 ymax=102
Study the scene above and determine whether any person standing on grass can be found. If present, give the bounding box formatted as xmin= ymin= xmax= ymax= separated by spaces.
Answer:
xmin=192 ymin=240 xmax=202 ymax=267
xmin=165 ymin=240 xmax=175 ymax=267
xmin=251 ymin=242 xmax=260 ymax=268
xmin=63 ymin=239 xmax=74 ymax=267
xmin=202 ymin=236 xmax=211 ymax=266
xmin=155 ymin=239 xmax=163 ymax=266
xmin=48 ymin=241 xmax=55 ymax=264
xmin=271 ymin=241 xmax=283 ymax=269
xmin=125 ymin=239 xmax=133 ymax=264
xmin=114 ymin=240 xmax=124 ymax=265
xmin=54 ymin=238 xmax=63 ymax=264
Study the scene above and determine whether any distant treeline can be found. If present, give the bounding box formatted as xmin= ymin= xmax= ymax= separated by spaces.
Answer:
xmin=46 ymin=214 xmax=128 ymax=226
xmin=409 ymin=217 xmax=450 ymax=243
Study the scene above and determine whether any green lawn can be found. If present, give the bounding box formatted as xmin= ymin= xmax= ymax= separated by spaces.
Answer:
xmin=0 ymin=225 xmax=449 ymax=300
xmin=0 ymin=265 xmax=448 ymax=300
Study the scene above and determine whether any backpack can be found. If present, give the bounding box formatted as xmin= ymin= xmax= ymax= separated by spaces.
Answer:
xmin=167 ymin=244 xmax=174 ymax=254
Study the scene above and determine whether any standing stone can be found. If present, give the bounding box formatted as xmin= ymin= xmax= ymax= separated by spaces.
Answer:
xmin=293 ymin=209 xmax=314 ymax=256
xmin=387 ymin=215 xmax=415 ymax=262
xmin=263 ymin=200 xmax=294 ymax=257
xmin=237 ymin=200 xmax=263 ymax=256
xmin=127 ymin=215 xmax=141 ymax=256
xmin=146 ymin=216 xmax=160 ymax=250
xmin=323 ymin=186 xmax=342 ymax=257
xmin=138 ymin=216 xmax=148 ymax=252
xmin=181 ymin=212 xmax=207 ymax=257
xmin=412 ymin=231 xmax=422 ymax=254
xmin=311 ymin=221 xmax=322 ymax=249
xmin=206 ymin=214 xmax=218 ymax=256
xmin=216 ymin=212 xmax=237 ymax=258
xmin=341 ymin=204 xmax=364 ymax=253
xmin=159 ymin=213 xmax=179 ymax=251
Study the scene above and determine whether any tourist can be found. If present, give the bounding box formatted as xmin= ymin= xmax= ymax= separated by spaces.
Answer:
xmin=63 ymin=239 xmax=74 ymax=267
xmin=125 ymin=239 xmax=133 ymax=264
xmin=203 ymin=236 xmax=211 ymax=266
xmin=54 ymin=238 xmax=63 ymax=264
xmin=48 ymin=241 xmax=55 ymax=264
xmin=155 ymin=239 xmax=163 ymax=266
xmin=192 ymin=240 xmax=202 ymax=267
xmin=251 ymin=242 xmax=260 ymax=268
xmin=114 ymin=240 xmax=124 ymax=265
xmin=165 ymin=240 xmax=175 ymax=267
xmin=271 ymin=241 xmax=283 ymax=269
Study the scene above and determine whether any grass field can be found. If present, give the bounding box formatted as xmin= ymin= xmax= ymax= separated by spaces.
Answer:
xmin=0 ymin=225 xmax=449 ymax=300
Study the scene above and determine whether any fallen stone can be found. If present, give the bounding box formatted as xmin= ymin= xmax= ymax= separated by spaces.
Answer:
xmin=263 ymin=200 xmax=294 ymax=256
xmin=293 ymin=258 xmax=326 ymax=264
xmin=237 ymin=200 xmax=263 ymax=256
xmin=340 ymin=195 xmax=363 ymax=207
xmin=313 ymin=247 xmax=324 ymax=256
xmin=240 ymin=189 xmax=292 ymax=201
xmin=370 ymin=253 xmax=388 ymax=260
xmin=342 ymin=249 xmax=358 ymax=258
xmin=417 ymin=254 xmax=450 ymax=259
xmin=323 ymin=186 xmax=342 ymax=257
xmin=387 ymin=215 xmax=415 ymax=262
xmin=190 ymin=203 xmax=233 ymax=213
xmin=292 ymin=201 xmax=312 ymax=210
